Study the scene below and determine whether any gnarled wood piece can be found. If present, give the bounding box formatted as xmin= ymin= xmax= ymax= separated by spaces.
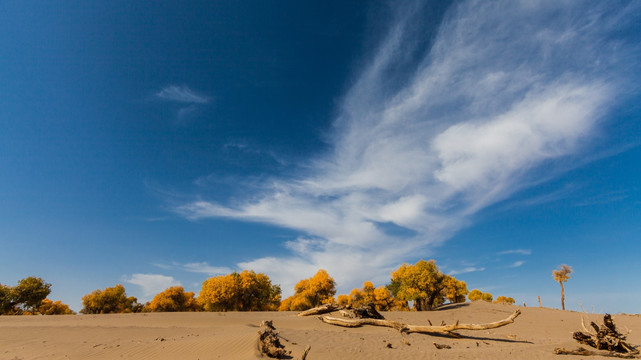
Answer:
xmin=298 ymin=303 xmax=342 ymax=317
xmin=339 ymin=303 xmax=384 ymax=319
xmin=321 ymin=309 xmax=521 ymax=336
xmin=258 ymin=320 xmax=290 ymax=358
xmin=572 ymin=314 xmax=638 ymax=355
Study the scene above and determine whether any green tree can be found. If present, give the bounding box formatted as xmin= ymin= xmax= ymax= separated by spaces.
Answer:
xmin=0 ymin=283 xmax=16 ymax=315
xmin=553 ymin=264 xmax=572 ymax=310
xmin=13 ymin=277 xmax=51 ymax=314
xmin=279 ymin=270 xmax=336 ymax=311
xmin=388 ymin=260 xmax=468 ymax=311
xmin=80 ymin=285 xmax=139 ymax=314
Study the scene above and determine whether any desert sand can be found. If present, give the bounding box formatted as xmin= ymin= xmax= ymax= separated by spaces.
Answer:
xmin=1 ymin=301 xmax=640 ymax=359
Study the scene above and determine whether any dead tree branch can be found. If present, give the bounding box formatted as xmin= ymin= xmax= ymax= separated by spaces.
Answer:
xmin=321 ymin=309 xmax=521 ymax=336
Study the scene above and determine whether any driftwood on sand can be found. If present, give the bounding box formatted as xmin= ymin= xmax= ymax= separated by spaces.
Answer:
xmin=298 ymin=302 xmax=384 ymax=319
xmin=319 ymin=308 xmax=522 ymax=337
xmin=258 ymin=320 xmax=311 ymax=359
xmin=297 ymin=303 xmax=342 ymax=317
xmin=555 ymin=314 xmax=639 ymax=358
xmin=554 ymin=347 xmax=639 ymax=359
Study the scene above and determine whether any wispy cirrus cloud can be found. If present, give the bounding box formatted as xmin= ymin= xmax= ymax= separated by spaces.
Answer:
xmin=153 ymin=261 xmax=233 ymax=276
xmin=156 ymin=85 xmax=210 ymax=104
xmin=175 ymin=1 xmax=640 ymax=295
xmin=155 ymin=85 xmax=211 ymax=121
xmin=124 ymin=273 xmax=181 ymax=299
xmin=182 ymin=262 xmax=232 ymax=276
xmin=498 ymin=249 xmax=532 ymax=256
xmin=448 ymin=267 xmax=486 ymax=276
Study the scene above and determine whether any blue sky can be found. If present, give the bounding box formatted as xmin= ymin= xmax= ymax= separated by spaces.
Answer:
xmin=1 ymin=1 xmax=640 ymax=313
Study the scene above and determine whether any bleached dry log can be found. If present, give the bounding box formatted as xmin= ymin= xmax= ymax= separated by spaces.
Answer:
xmin=404 ymin=309 xmax=521 ymax=334
xmin=321 ymin=316 xmax=406 ymax=330
xmin=554 ymin=347 xmax=639 ymax=358
xmin=321 ymin=309 xmax=521 ymax=336
xmin=299 ymin=345 xmax=311 ymax=360
xmin=298 ymin=303 xmax=342 ymax=317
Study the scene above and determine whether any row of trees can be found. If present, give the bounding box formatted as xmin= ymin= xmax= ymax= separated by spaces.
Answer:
xmin=2 ymin=259 xmax=539 ymax=315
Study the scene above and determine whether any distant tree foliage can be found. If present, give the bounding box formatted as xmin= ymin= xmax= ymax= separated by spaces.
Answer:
xmin=0 ymin=277 xmax=54 ymax=315
xmin=145 ymin=286 xmax=201 ymax=312
xmin=468 ymin=289 xmax=493 ymax=302
xmin=13 ymin=277 xmax=52 ymax=314
xmin=388 ymin=260 xmax=468 ymax=311
xmin=199 ymin=270 xmax=281 ymax=311
xmin=338 ymin=281 xmax=407 ymax=311
xmin=553 ymin=264 xmax=573 ymax=310
xmin=493 ymin=296 xmax=516 ymax=305
xmin=80 ymin=284 xmax=139 ymax=314
xmin=0 ymin=284 xmax=14 ymax=315
xmin=279 ymin=269 xmax=336 ymax=311
xmin=38 ymin=299 xmax=75 ymax=315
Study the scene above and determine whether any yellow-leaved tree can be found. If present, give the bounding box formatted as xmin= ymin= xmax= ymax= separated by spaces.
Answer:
xmin=199 ymin=270 xmax=281 ymax=311
xmin=493 ymin=296 xmax=516 ymax=305
xmin=146 ymin=286 xmax=201 ymax=312
xmin=338 ymin=281 xmax=406 ymax=310
xmin=388 ymin=260 xmax=468 ymax=311
xmin=279 ymin=269 xmax=336 ymax=311
xmin=468 ymin=289 xmax=493 ymax=302
xmin=38 ymin=299 xmax=75 ymax=315
xmin=80 ymin=285 xmax=139 ymax=314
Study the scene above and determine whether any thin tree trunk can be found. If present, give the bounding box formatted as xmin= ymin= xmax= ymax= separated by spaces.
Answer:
xmin=560 ymin=281 xmax=565 ymax=310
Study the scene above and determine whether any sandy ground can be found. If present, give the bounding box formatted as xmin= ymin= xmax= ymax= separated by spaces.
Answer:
xmin=1 ymin=301 xmax=640 ymax=359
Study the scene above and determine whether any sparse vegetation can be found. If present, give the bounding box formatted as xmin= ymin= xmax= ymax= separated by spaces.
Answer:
xmin=553 ymin=264 xmax=573 ymax=310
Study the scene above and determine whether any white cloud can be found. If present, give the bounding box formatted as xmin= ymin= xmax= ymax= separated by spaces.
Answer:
xmin=509 ymin=261 xmax=526 ymax=268
xmin=124 ymin=273 xmax=181 ymax=299
xmin=181 ymin=262 xmax=233 ymax=276
xmin=156 ymin=85 xmax=210 ymax=104
xmin=498 ymin=249 xmax=532 ymax=256
xmin=448 ymin=267 xmax=486 ymax=276
xmin=174 ymin=1 xmax=638 ymax=295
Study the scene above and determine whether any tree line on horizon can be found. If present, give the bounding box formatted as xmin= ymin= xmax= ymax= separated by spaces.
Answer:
xmin=3 ymin=259 xmax=572 ymax=316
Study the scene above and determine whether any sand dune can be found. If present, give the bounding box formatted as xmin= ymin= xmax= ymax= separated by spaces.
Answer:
xmin=1 ymin=301 xmax=639 ymax=359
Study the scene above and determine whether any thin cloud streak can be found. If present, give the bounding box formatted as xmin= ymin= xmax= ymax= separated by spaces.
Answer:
xmin=156 ymin=85 xmax=210 ymax=104
xmin=449 ymin=267 xmax=485 ymax=276
xmin=181 ymin=262 xmax=233 ymax=276
xmin=498 ymin=249 xmax=532 ymax=256
xmin=175 ymin=1 xmax=639 ymax=295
